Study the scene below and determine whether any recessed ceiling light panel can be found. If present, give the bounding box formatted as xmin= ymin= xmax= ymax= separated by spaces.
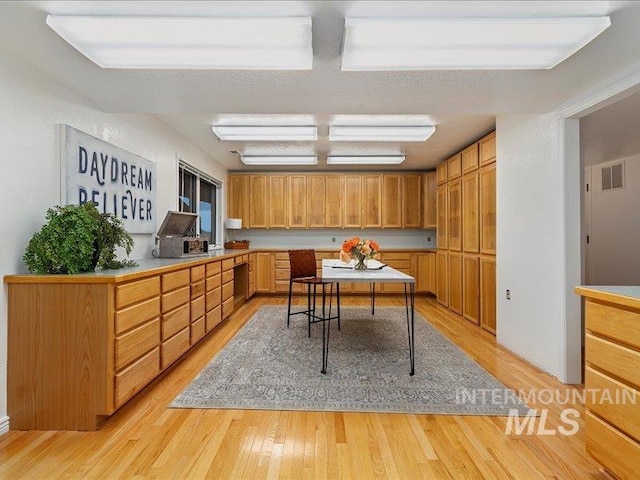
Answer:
xmin=213 ymin=125 xmax=318 ymax=141
xmin=330 ymin=125 xmax=435 ymax=142
xmin=341 ymin=17 xmax=611 ymax=70
xmin=46 ymin=16 xmax=313 ymax=69
xmin=327 ymin=155 xmax=405 ymax=165
xmin=241 ymin=155 xmax=318 ymax=165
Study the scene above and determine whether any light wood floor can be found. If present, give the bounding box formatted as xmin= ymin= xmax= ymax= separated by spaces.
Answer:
xmin=0 ymin=296 xmax=608 ymax=479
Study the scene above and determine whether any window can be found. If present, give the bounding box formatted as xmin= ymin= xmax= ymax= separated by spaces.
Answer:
xmin=178 ymin=162 xmax=221 ymax=247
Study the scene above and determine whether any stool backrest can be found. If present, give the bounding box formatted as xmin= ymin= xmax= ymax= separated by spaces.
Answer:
xmin=288 ymin=249 xmax=317 ymax=279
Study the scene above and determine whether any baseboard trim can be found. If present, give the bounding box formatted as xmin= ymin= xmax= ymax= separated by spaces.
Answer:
xmin=0 ymin=416 xmax=9 ymax=435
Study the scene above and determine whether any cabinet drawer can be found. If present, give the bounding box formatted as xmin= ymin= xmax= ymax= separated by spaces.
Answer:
xmin=115 ymin=318 xmax=160 ymax=371
xmin=386 ymin=260 xmax=411 ymax=270
xmin=275 ymin=269 xmax=290 ymax=281
xmin=206 ymin=273 xmax=221 ymax=291
xmin=222 ymin=258 xmax=235 ymax=271
xmin=190 ymin=316 xmax=205 ymax=345
xmin=162 ymin=303 xmax=190 ymax=341
xmin=381 ymin=252 xmax=411 ymax=262
xmin=235 ymin=254 xmax=247 ymax=265
xmin=222 ymin=297 xmax=234 ymax=319
xmin=249 ymin=271 xmax=255 ymax=287
xmin=162 ymin=269 xmax=190 ymax=293
xmin=161 ymin=286 xmax=190 ymax=313
xmin=191 ymin=280 xmax=205 ymax=300
xmin=222 ymin=270 xmax=234 ymax=284
xmin=586 ymin=300 xmax=640 ymax=351
xmin=206 ymin=261 xmax=221 ymax=276
xmin=161 ymin=327 xmax=190 ymax=370
xmin=191 ymin=295 xmax=205 ymax=322
xmin=587 ymin=333 xmax=640 ymax=389
xmin=222 ymin=281 xmax=234 ymax=301
xmin=206 ymin=287 xmax=221 ymax=312
xmin=116 ymin=276 xmax=160 ymax=310
xmin=191 ymin=265 xmax=205 ymax=282
xmin=249 ymin=259 xmax=255 ymax=272
xmin=114 ymin=347 xmax=160 ymax=408
xmin=115 ymin=296 xmax=160 ymax=335
xmin=275 ymin=260 xmax=290 ymax=270
xmin=586 ymin=411 xmax=640 ymax=480
xmin=275 ymin=252 xmax=289 ymax=261
xmin=586 ymin=367 xmax=640 ymax=443
xmin=206 ymin=305 xmax=222 ymax=332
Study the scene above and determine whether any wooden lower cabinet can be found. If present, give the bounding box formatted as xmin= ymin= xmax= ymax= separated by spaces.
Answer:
xmin=448 ymin=252 xmax=463 ymax=315
xmin=462 ymin=255 xmax=480 ymax=325
xmin=4 ymin=251 xmax=251 ymax=431
xmin=415 ymin=252 xmax=436 ymax=294
xmin=480 ymin=256 xmax=496 ymax=333
xmin=436 ymin=250 xmax=449 ymax=307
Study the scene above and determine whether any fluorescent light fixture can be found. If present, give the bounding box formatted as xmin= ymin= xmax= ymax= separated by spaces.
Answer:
xmin=46 ymin=16 xmax=313 ymax=69
xmin=213 ymin=125 xmax=317 ymax=141
xmin=341 ymin=17 xmax=611 ymax=70
xmin=330 ymin=125 xmax=435 ymax=142
xmin=241 ymin=155 xmax=318 ymax=165
xmin=327 ymin=155 xmax=405 ymax=165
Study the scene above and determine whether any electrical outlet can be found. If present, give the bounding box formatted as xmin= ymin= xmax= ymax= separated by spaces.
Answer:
xmin=331 ymin=237 xmax=336 ymax=243
xmin=427 ymin=236 xmax=431 ymax=242
xmin=506 ymin=289 xmax=511 ymax=300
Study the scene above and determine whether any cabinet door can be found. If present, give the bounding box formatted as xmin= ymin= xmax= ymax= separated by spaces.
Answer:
xmin=448 ymin=153 xmax=462 ymax=180
xmin=402 ymin=174 xmax=422 ymax=228
xmin=480 ymin=256 xmax=496 ymax=334
xmin=479 ymin=163 xmax=497 ymax=255
xmin=436 ymin=250 xmax=448 ymax=307
xmin=448 ymin=178 xmax=462 ymax=251
xmin=437 ymin=184 xmax=448 ymax=249
xmin=343 ymin=175 xmax=363 ymax=228
xmin=480 ymin=131 xmax=496 ymax=166
xmin=227 ymin=175 xmax=249 ymax=222
xmin=307 ymin=175 xmax=326 ymax=228
xmin=256 ymin=252 xmax=275 ymax=293
xmin=423 ymin=172 xmax=437 ymax=229
xmin=462 ymin=254 xmax=480 ymax=325
xmin=288 ymin=175 xmax=307 ymax=228
xmin=415 ymin=252 xmax=436 ymax=294
xmin=448 ymin=252 xmax=463 ymax=315
xmin=325 ymin=175 xmax=344 ymax=228
xmin=462 ymin=171 xmax=479 ymax=253
xmin=437 ymin=162 xmax=448 ymax=185
xmin=249 ymin=175 xmax=268 ymax=228
xmin=363 ymin=174 xmax=382 ymax=228
xmin=382 ymin=174 xmax=402 ymax=228
xmin=269 ymin=175 xmax=287 ymax=228
xmin=461 ymin=143 xmax=479 ymax=174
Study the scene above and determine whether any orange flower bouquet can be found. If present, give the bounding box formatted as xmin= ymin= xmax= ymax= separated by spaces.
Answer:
xmin=340 ymin=237 xmax=380 ymax=270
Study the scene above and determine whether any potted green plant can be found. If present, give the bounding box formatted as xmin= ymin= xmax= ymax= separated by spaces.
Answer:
xmin=23 ymin=202 xmax=137 ymax=274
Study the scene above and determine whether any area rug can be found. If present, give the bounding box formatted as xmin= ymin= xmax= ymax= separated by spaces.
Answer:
xmin=171 ymin=306 xmax=531 ymax=415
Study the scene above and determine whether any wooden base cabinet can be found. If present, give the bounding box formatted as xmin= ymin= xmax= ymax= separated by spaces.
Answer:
xmin=462 ymin=255 xmax=480 ymax=325
xmin=415 ymin=252 xmax=436 ymax=294
xmin=436 ymin=250 xmax=449 ymax=307
xmin=448 ymin=252 xmax=463 ymax=315
xmin=479 ymin=256 xmax=496 ymax=333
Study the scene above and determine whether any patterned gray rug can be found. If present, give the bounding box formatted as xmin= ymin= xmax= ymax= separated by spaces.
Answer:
xmin=171 ymin=306 xmax=531 ymax=415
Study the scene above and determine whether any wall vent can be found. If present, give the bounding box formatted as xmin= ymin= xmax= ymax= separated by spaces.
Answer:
xmin=601 ymin=162 xmax=624 ymax=191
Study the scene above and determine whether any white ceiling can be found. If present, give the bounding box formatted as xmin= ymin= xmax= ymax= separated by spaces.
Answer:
xmin=1 ymin=1 xmax=640 ymax=171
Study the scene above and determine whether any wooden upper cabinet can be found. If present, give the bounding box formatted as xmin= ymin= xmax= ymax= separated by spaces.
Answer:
xmin=423 ymin=172 xmax=437 ymax=229
xmin=479 ymin=163 xmax=497 ymax=255
xmin=462 ymin=171 xmax=479 ymax=253
xmin=382 ymin=174 xmax=402 ymax=228
xmin=288 ymin=175 xmax=307 ymax=228
xmin=249 ymin=175 xmax=268 ymax=228
xmin=448 ymin=178 xmax=462 ymax=251
xmin=363 ymin=174 xmax=382 ymax=228
xmin=343 ymin=175 xmax=363 ymax=228
xmin=461 ymin=143 xmax=479 ymax=174
xmin=227 ymin=175 xmax=249 ymax=224
xmin=436 ymin=162 xmax=448 ymax=185
xmin=307 ymin=175 xmax=326 ymax=228
xmin=480 ymin=131 xmax=496 ymax=166
xmin=269 ymin=175 xmax=287 ymax=228
xmin=325 ymin=175 xmax=343 ymax=228
xmin=447 ymin=153 xmax=462 ymax=180
xmin=402 ymin=174 xmax=422 ymax=228
xmin=436 ymin=184 xmax=448 ymax=249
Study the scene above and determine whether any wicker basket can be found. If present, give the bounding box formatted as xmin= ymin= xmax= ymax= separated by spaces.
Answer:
xmin=224 ymin=241 xmax=251 ymax=249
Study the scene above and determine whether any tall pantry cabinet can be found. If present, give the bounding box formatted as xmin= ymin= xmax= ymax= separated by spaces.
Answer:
xmin=437 ymin=131 xmax=496 ymax=334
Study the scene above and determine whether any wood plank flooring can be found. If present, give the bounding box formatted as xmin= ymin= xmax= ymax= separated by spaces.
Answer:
xmin=0 ymin=296 xmax=610 ymax=479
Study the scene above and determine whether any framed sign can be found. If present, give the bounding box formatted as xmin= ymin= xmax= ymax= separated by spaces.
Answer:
xmin=61 ymin=125 xmax=157 ymax=234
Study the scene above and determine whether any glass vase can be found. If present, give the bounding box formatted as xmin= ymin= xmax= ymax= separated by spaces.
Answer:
xmin=354 ymin=254 xmax=367 ymax=270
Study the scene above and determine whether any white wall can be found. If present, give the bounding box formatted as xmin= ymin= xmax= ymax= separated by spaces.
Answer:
xmin=0 ymin=50 xmax=227 ymax=432
xmin=587 ymin=154 xmax=640 ymax=284
xmin=496 ymin=114 xmax=568 ymax=380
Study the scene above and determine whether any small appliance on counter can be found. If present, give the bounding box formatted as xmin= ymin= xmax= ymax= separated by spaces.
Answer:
xmin=157 ymin=210 xmax=209 ymax=258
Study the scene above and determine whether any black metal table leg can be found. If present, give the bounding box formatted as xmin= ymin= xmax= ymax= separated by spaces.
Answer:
xmin=404 ymin=282 xmax=416 ymax=376
xmin=370 ymin=282 xmax=375 ymax=315
xmin=321 ymin=305 xmax=331 ymax=374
